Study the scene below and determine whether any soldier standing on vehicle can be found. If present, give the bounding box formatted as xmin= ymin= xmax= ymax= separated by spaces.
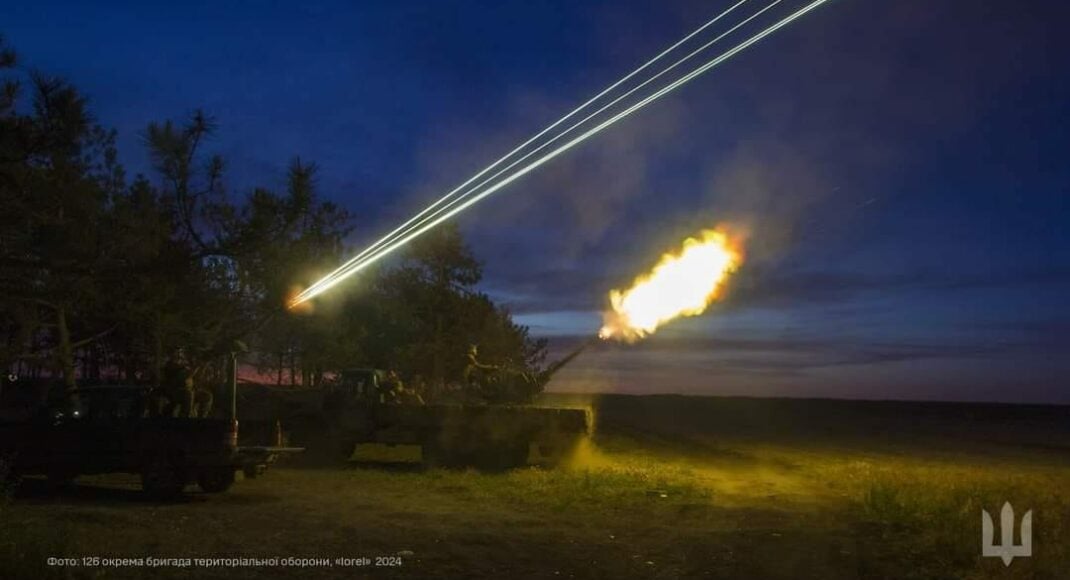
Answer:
xmin=410 ymin=374 xmax=431 ymax=404
xmin=192 ymin=385 xmax=214 ymax=418
xmin=161 ymin=353 xmax=194 ymax=418
xmin=463 ymin=345 xmax=498 ymax=387
xmin=378 ymin=370 xmax=397 ymax=403
xmin=394 ymin=373 xmax=424 ymax=405
xmin=380 ymin=370 xmax=411 ymax=404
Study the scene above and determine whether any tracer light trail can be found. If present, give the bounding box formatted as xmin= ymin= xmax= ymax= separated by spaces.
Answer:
xmin=292 ymin=0 xmax=834 ymax=306
xmin=299 ymin=0 xmax=782 ymax=295
xmin=290 ymin=0 xmax=754 ymax=304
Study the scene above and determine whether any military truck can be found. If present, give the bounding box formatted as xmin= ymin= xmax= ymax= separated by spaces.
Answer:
xmin=0 ymin=386 xmax=240 ymax=497
xmin=258 ymin=342 xmax=594 ymax=470
xmin=320 ymin=369 xmax=586 ymax=469
xmin=0 ymin=359 xmax=303 ymax=497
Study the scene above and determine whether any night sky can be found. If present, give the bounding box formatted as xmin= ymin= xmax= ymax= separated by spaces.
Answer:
xmin=5 ymin=0 xmax=1069 ymax=403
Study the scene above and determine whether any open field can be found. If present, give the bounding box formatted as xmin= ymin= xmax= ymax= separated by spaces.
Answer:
xmin=3 ymin=394 xmax=1070 ymax=579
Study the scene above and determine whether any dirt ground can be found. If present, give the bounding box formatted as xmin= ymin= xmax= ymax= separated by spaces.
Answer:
xmin=3 ymin=394 xmax=1070 ymax=579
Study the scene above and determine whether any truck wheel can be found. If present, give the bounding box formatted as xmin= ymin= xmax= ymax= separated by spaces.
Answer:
xmin=1 ymin=469 xmax=21 ymax=493
xmin=337 ymin=441 xmax=355 ymax=462
xmin=504 ymin=442 xmax=531 ymax=468
xmin=0 ymin=453 xmax=22 ymax=490
xmin=141 ymin=454 xmax=184 ymax=498
xmin=45 ymin=469 xmax=77 ymax=491
xmin=473 ymin=441 xmax=529 ymax=471
xmin=538 ymin=436 xmax=585 ymax=467
xmin=421 ymin=439 xmax=445 ymax=469
xmin=198 ymin=468 xmax=236 ymax=493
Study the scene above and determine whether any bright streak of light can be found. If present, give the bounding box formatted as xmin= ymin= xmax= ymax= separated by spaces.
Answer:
xmin=598 ymin=227 xmax=744 ymax=342
xmin=290 ymin=0 xmax=754 ymax=304
xmin=300 ymin=0 xmax=781 ymax=299
xmin=291 ymin=0 xmax=833 ymax=306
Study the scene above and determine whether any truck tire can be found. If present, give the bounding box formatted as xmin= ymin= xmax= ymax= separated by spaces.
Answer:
xmin=0 ymin=452 xmax=22 ymax=491
xmin=475 ymin=441 xmax=529 ymax=471
xmin=198 ymin=468 xmax=236 ymax=493
xmin=421 ymin=438 xmax=446 ymax=469
xmin=504 ymin=441 xmax=531 ymax=468
xmin=337 ymin=441 xmax=356 ymax=462
xmin=2 ymin=472 xmax=21 ymax=495
xmin=538 ymin=435 xmax=585 ymax=467
xmin=141 ymin=453 xmax=184 ymax=498
xmin=45 ymin=468 xmax=77 ymax=491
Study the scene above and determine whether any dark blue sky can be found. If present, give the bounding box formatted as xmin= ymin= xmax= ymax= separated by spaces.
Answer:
xmin=5 ymin=0 xmax=1069 ymax=402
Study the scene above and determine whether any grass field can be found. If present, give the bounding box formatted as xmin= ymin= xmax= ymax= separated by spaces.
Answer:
xmin=3 ymin=394 xmax=1070 ymax=579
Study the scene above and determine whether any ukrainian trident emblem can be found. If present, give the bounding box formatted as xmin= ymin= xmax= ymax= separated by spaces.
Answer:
xmin=982 ymin=502 xmax=1032 ymax=566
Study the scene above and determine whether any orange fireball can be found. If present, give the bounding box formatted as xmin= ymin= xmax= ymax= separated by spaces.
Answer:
xmin=600 ymin=226 xmax=744 ymax=342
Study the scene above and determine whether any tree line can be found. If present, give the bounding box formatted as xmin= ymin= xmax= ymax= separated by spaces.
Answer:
xmin=0 ymin=37 xmax=547 ymax=404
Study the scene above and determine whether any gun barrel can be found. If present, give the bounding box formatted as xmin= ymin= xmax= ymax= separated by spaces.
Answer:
xmin=544 ymin=336 xmax=597 ymax=378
